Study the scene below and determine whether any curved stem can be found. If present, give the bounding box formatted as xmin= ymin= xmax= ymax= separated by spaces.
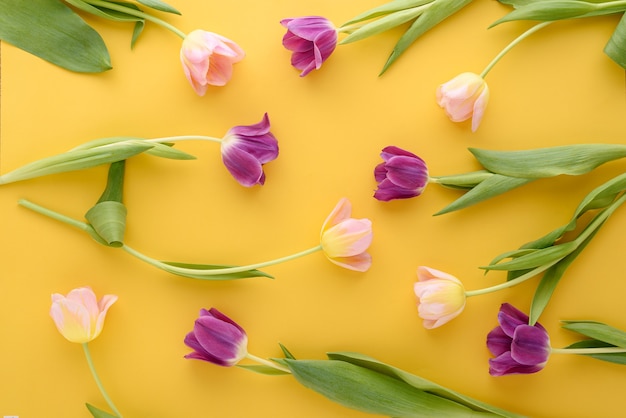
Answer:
xmin=464 ymin=259 xmax=559 ymax=298
xmin=122 ymin=243 xmax=323 ymax=276
xmin=480 ymin=21 xmax=551 ymax=78
xmin=551 ymin=347 xmax=626 ymax=355
xmin=145 ymin=135 xmax=223 ymax=144
xmin=246 ymin=353 xmax=291 ymax=373
xmin=82 ymin=343 xmax=123 ymax=418
xmin=83 ymin=0 xmax=187 ymax=39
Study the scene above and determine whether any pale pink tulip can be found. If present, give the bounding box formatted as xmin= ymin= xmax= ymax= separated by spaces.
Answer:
xmin=414 ymin=266 xmax=466 ymax=329
xmin=180 ymin=30 xmax=245 ymax=96
xmin=320 ymin=198 xmax=373 ymax=272
xmin=436 ymin=72 xmax=489 ymax=132
xmin=50 ymin=287 xmax=117 ymax=343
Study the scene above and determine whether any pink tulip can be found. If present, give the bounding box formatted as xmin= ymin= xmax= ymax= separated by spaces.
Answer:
xmin=280 ymin=16 xmax=338 ymax=77
xmin=436 ymin=72 xmax=489 ymax=132
xmin=180 ymin=30 xmax=245 ymax=96
xmin=414 ymin=266 xmax=466 ymax=329
xmin=50 ymin=287 xmax=117 ymax=343
xmin=320 ymin=198 xmax=373 ymax=272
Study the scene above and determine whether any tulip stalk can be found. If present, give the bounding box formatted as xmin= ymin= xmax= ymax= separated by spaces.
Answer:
xmin=83 ymin=343 xmax=123 ymax=418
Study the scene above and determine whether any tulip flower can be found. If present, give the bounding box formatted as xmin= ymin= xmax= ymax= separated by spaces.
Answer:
xmin=180 ymin=30 xmax=245 ymax=96
xmin=184 ymin=308 xmax=249 ymax=366
xmin=436 ymin=72 xmax=489 ymax=132
xmin=320 ymin=198 xmax=373 ymax=272
xmin=220 ymin=113 xmax=279 ymax=187
xmin=50 ymin=286 xmax=117 ymax=344
xmin=184 ymin=308 xmax=290 ymax=372
xmin=413 ymin=267 xmax=466 ymax=329
xmin=280 ymin=16 xmax=338 ymax=76
xmin=50 ymin=286 xmax=122 ymax=417
xmin=374 ymin=146 xmax=429 ymax=201
xmin=487 ymin=303 xmax=551 ymax=376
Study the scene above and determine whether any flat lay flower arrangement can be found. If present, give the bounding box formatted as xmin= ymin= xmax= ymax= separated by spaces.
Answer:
xmin=1 ymin=0 xmax=626 ymax=417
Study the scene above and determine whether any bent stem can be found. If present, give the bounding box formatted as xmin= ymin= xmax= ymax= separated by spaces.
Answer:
xmin=246 ymin=353 xmax=291 ymax=373
xmin=83 ymin=0 xmax=187 ymax=39
xmin=122 ymin=243 xmax=323 ymax=276
xmin=480 ymin=21 xmax=551 ymax=78
xmin=82 ymin=343 xmax=123 ymax=418
xmin=464 ymin=260 xmax=560 ymax=298
xmin=551 ymin=347 xmax=626 ymax=355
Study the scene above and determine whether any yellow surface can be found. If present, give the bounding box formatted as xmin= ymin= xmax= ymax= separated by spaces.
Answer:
xmin=2 ymin=1 xmax=626 ymax=417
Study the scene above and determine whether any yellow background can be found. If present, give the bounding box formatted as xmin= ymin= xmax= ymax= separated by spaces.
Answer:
xmin=2 ymin=1 xmax=626 ymax=417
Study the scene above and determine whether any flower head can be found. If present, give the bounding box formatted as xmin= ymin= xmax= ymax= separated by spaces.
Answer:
xmin=320 ymin=198 xmax=373 ymax=272
xmin=436 ymin=72 xmax=489 ymax=132
xmin=50 ymin=287 xmax=117 ymax=343
xmin=374 ymin=146 xmax=429 ymax=202
xmin=184 ymin=308 xmax=248 ymax=367
xmin=180 ymin=30 xmax=245 ymax=96
xmin=280 ymin=16 xmax=338 ymax=77
xmin=487 ymin=303 xmax=551 ymax=376
xmin=221 ymin=113 xmax=279 ymax=187
xmin=414 ymin=267 xmax=466 ymax=329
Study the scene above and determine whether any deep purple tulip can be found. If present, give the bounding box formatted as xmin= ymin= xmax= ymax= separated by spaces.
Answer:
xmin=487 ymin=303 xmax=551 ymax=376
xmin=374 ymin=146 xmax=429 ymax=202
xmin=221 ymin=113 xmax=279 ymax=187
xmin=184 ymin=308 xmax=248 ymax=367
xmin=280 ymin=16 xmax=338 ymax=77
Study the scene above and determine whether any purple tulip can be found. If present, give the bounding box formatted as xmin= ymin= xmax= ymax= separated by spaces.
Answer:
xmin=184 ymin=308 xmax=248 ymax=367
xmin=280 ymin=16 xmax=338 ymax=77
xmin=221 ymin=113 xmax=279 ymax=187
xmin=487 ymin=303 xmax=551 ymax=376
xmin=374 ymin=146 xmax=429 ymax=202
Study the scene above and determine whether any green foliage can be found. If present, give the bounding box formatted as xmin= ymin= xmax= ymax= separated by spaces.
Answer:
xmin=86 ymin=403 xmax=118 ymax=418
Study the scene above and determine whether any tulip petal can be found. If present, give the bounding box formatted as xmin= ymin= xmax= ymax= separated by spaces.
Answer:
xmin=486 ymin=326 xmax=513 ymax=357
xmin=511 ymin=325 xmax=551 ymax=366
xmin=327 ymin=252 xmax=372 ymax=272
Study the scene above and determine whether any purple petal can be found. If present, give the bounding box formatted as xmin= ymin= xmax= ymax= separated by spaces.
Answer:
xmin=489 ymin=352 xmax=545 ymax=376
xmin=497 ymin=303 xmax=530 ymax=338
xmin=228 ymin=113 xmax=271 ymax=137
xmin=222 ymin=146 xmax=264 ymax=187
xmin=486 ymin=326 xmax=513 ymax=357
xmin=282 ymin=31 xmax=312 ymax=52
xmin=385 ymin=156 xmax=428 ymax=190
xmin=374 ymin=179 xmax=420 ymax=201
xmin=192 ymin=316 xmax=246 ymax=366
xmin=380 ymin=146 xmax=419 ymax=161
xmin=374 ymin=163 xmax=388 ymax=183
xmin=511 ymin=325 xmax=550 ymax=366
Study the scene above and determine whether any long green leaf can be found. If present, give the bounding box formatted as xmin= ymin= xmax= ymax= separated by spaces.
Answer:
xmin=562 ymin=321 xmax=626 ymax=347
xmin=161 ymin=261 xmax=274 ymax=280
xmin=341 ymin=0 xmax=434 ymax=26
xmin=327 ymin=352 xmax=525 ymax=418
xmin=137 ymin=0 xmax=181 ymax=14
xmin=341 ymin=7 xmax=427 ymax=44
xmin=604 ymin=11 xmax=626 ymax=69
xmin=284 ymin=359 xmax=501 ymax=418
xmin=564 ymin=340 xmax=626 ymax=365
xmin=469 ymin=144 xmax=626 ymax=179
xmin=380 ymin=0 xmax=472 ymax=74
xmin=491 ymin=0 xmax=626 ymax=26
xmin=0 ymin=0 xmax=111 ymax=73
xmin=434 ymin=174 xmax=533 ymax=215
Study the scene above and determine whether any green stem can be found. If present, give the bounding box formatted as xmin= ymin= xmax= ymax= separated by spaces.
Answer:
xmin=464 ymin=259 xmax=559 ymax=297
xmin=18 ymin=199 xmax=92 ymax=232
xmin=246 ymin=353 xmax=291 ymax=373
xmin=82 ymin=343 xmax=123 ymax=418
xmin=83 ymin=0 xmax=187 ymax=39
xmin=480 ymin=21 xmax=551 ymax=78
xmin=145 ymin=135 xmax=223 ymax=144
xmin=122 ymin=243 xmax=323 ymax=276
xmin=551 ymin=347 xmax=626 ymax=355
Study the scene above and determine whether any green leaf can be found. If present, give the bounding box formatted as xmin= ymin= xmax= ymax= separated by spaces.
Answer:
xmin=562 ymin=321 xmax=626 ymax=347
xmin=482 ymin=241 xmax=577 ymax=271
xmin=604 ymin=11 xmax=626 ymax=70
xmin=65 ymin=0 xmax=143 ymax=23
xmin=341 ymin=7 xmax=427 ymax=45
xmin=0 ymin=141 xmax=154 ymax=185
xmin=469 ymin=144 xmax=626 ymax=179
xmin=341 ymin=0 xmax=434 ymax=26
xmin=0 ymin=0 xmax=111 ymax=73
xmin=563 ymin=340 xmax=626 ymax=365
xmin=380 ymin=0 xmax=472 ymax=75
xmin=284 ymin=359 xmax=503 ymax=418
xmin=137 ymin=0 xmax=181 ymax=14
xmin=279 ymin=343 xmax=297 ymax=360
xmin=430 ymin=170 xmax=495 ymax=190
xmin=237 ymin=364 xmax=290 ymax=375
xmin=160 ymin=261 xmax=274 ymax=280
xmin=327 ymin=352 xmax=525 ymax=417
xmin=71 ymin=136 xmax=196 ymax=160
xmin=86 ymin=403 xmax=117 ymax=418
xmin=131 ymin=20 xmax=146 ymax=48
xmin=434 ymin=174 xmax=533 ymax=215
xmin=490 ymin=0 xmax=626 ymax=27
